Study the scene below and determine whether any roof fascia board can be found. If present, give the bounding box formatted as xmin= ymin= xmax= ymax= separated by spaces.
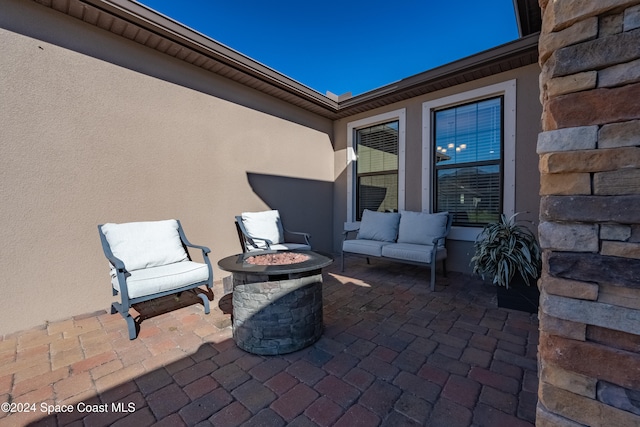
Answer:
xmin=338 ymin=33 xmax=540 ymax=110
xmin=79 ymin=0 xmax=339 ymax=110
xmin=513 ymin=0 xmax=525 ymax=37
xmin=34 ymin=0 xmax=540 ymax=118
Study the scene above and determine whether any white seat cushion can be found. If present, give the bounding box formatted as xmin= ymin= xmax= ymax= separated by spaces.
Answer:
xmin=397 ymin=211 xmax=449 ymax=246
xmin=101 ymin=220 xmax=188 ymax=271
xmin=113 ymin=261 xmax=209 ymax=299
xmin=247 ymin=242 xmax=311 ymax=252
xmin=381 ymin=243 xmax=447 ymax=264
xmin=241 ymin=210 xmax=284 ymax=249
xmin=343 ymin=239 xmax=392 ymax=257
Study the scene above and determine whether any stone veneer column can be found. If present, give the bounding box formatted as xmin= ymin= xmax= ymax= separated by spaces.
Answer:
xmin=537 ymin=0 xmax=640 ymax=425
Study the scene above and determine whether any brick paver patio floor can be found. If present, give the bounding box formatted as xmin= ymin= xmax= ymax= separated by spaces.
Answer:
xmin=0 ymin=257 xmax=539 ymax=426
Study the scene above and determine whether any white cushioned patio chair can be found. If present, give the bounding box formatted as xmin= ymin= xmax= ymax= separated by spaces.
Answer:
xmin=235 ymin=209 xmax=311 ymax=252
xmin=98 ymin=219 xmax=213 ymax=339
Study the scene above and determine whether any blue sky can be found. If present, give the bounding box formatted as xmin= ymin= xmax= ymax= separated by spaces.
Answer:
xmin=138 ymin=0 xmax=519 ymax=96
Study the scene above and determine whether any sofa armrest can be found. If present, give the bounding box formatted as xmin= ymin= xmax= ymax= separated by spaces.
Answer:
xmin=431 ymin=213 xmax=454 ymax=246
xmin=342 ymin=222 xmax=361 ymax=240
xmin=431 ymin=235 xmax=447 ymax=246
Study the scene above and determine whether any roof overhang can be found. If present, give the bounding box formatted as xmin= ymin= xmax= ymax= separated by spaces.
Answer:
xmin=334 ymin=33 xmax=539 ymax=119
xmin=513 ymin=0 xmax=543 ymax=37
xmin=32 ymin=0 xmax=540 ymax=120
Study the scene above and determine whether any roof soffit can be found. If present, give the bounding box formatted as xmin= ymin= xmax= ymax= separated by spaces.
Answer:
xmin=31 ymin=0 xmax=540 ymax=120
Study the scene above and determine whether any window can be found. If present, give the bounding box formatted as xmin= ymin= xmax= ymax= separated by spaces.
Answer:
xmin=434 ymin=97 xmax=503 ymax=226
xmin=422 ymin=80 xmax=516 ymax=241
xmin=355 ymin=121 xmax=399 ymax=220
xmin=347 ymin=109 xmax=406 ymax=222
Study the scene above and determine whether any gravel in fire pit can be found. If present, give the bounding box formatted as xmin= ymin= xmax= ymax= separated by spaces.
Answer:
xmin=245 ymin=252 xmax=310 ymax=265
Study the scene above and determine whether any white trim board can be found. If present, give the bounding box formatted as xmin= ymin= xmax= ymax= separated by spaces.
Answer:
xmin=346 ymin=108 xmax=406 ymax=222
xmin=421 ymin=80 xmax=517 ymax=241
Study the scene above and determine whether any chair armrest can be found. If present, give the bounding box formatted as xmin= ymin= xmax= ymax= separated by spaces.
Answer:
xmin=235 ymin=215 xmax=275 ymax=250
xmin=176 ymin=220 xmax=212 ymax=255
xmin=106 ymin=253 xmax=126 ymax=271
xmin=283 ymin=228 xmax=311 ymax=245
xmin=183 ymin=241 xmax=211 ymax=254
xmin=240 ymin=231 xmax=275 ymax=249
xmin=248 ymin=236 xmax=274 ymax=248
xmin=175 ymin=220 xmax=213 ymax=288
xmin=97 ymin=224 xmax=126 ymax=271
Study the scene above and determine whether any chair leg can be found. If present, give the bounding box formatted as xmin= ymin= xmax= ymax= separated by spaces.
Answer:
xmin=123 ymin=313 xmax=137 ymax=340
xmin=341 ymin=252 xmax=345 ymax=272
xmin=112 ymin=302 xmax=138 ymax=340
xmin=197 ymin=291 xmax=211 ymax=314
xmin=442 ymin=259 xmax=448 ymax=277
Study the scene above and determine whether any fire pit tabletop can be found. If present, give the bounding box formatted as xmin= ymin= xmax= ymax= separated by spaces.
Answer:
xmin=217 ymin=250 xmax=333 ymax=276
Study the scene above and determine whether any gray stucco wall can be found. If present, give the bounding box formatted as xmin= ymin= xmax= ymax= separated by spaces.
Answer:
xmin=0 ymin=0 xmax=335 ymax=335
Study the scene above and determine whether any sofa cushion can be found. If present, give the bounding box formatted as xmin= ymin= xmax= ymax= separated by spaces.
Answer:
xmin=101 ymin=219 xmax=188 ymax=272
xmin=241 ymin=210 xmax=284 ymax=248
xmin=381 ymin=243 xmax=447 ymax=264
xmin=343 ymin=239 xmax=392 ymax=257
xmin=113 ymin=261 xmax=209 ymax=299
xmin=357 ymin=210 xmax=401 ymax=242
xmin=397 ymin=211 xmax=449 ymax=246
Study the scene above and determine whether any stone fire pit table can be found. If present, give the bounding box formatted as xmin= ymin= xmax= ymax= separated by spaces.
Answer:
xmin=217 ymin=250 xmax=333 ymax=355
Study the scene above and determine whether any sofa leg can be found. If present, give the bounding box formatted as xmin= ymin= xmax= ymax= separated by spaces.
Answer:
xmin=366 ymin=257 xmax=370 ymax=265
xmin=430 ymin=264 xmax=436 ymax=292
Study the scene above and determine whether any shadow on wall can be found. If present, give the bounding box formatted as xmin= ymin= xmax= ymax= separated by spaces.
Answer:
xmin=246 ymin=173 xmax=333 ymax=252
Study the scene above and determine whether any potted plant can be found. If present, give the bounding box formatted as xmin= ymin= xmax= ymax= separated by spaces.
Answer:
xmin=471 ymin=213 xmax=542 ymax=313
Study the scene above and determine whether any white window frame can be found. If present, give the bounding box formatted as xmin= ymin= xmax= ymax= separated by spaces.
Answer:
xmin=347 ymin=109 xmax=406 ymax=222
xmin=421 ymin=80 xmax=516 ymax=241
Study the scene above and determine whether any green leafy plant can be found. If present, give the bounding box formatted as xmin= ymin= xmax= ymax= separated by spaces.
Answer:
xmin=471 ymin=213 xmax=541 ymax=289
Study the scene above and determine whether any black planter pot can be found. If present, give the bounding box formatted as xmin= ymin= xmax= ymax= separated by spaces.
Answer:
xmin=496 ymin=272 xmax=540 ymax=313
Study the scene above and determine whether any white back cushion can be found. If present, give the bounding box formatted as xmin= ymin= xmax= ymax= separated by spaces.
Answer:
xmin=357 ymin=210 xmax=401 ymax=242
xmin=241 ymin=210 xmax=284 ymax=247
xmin=397 ymin=211 xmax=449 ymax=246
xmin=101 ymin=219 xmax=188 ymax=271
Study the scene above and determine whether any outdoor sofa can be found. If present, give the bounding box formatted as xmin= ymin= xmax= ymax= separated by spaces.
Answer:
xmin=342 ymin=210 xmax=453 ymax=291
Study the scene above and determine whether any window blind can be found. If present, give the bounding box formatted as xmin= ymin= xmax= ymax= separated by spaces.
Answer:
xmin=356 ymin=121 xmax=399 ymax=220
xmin=434 ymin=97 xmax=503 ymax=225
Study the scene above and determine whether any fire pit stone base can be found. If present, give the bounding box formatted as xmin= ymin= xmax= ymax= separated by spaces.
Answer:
xmin=232 ymin=271 xmax=323 ymax=355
